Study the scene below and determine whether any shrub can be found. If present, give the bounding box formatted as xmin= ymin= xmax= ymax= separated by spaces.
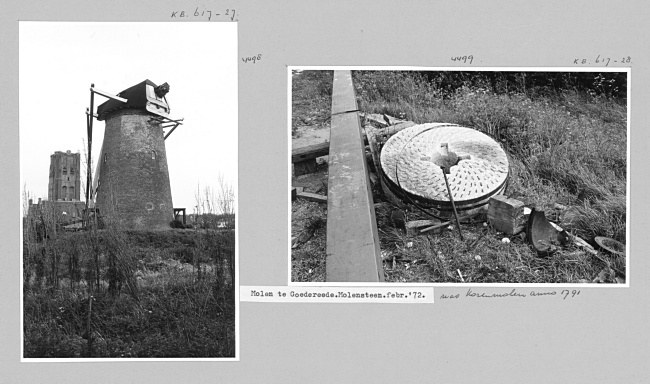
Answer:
xmin=169 ymin=220 xmax=187 ymax=229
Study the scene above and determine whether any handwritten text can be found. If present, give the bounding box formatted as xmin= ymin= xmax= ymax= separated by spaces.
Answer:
xmin=451 ymin=55 xmax=474 ymax=65
xmin=170 ymin=7 xmax=237 ymax=21
xmin=572 ymin=55 xmax=631 ymax=66
xmin=242 ymin=54 xmax=262 ymax=64
xmin=439 ymin=288 xmax=582 ymax=300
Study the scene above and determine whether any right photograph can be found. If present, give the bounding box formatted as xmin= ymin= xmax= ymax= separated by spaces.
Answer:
xmin=290 ymin=68 xmax=628 ymax=284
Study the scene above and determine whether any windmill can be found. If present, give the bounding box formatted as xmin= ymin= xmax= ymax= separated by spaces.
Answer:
xmin=84 ymin=80 xmax=184 ymax=230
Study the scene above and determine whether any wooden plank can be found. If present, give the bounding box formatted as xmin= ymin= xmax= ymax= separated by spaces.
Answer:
xmin=292 ymin=141 xmax=330 ymax=163
xmin=326 ymin=70 xmax=384 ymax=282
xmin=361 ymin=113 xmax=406 ymax=127
xmin=91 ymin=87 xmax=128 ymax=103
xmin=421 ymin=221 xmax=452 ymax=234
xmin=291 ymin=186 xmax=304 ymax=201
xmin=549 ymin=222 xmax=598 ymax=255
xmin=296 ymin=191 xmax=327 ymax=204
xmin=371 ymin=121 xmax=416 ymax=141
xmin=420 ymin=212 xmax=481 ymax=234
xmin=163 ymin=123 xmax=180 ymax=140
xmin=290 ymin=121 xmax=416 ymax=164
xmin=488 ymin=195 xmax=526 ymax=235
xmin=406 ymin=220 xmax=442 ymax=237
xmin=293 ymin=159 xmax=318 ymax=177
xmin=364 ymin=126 xmax=382 ymax=175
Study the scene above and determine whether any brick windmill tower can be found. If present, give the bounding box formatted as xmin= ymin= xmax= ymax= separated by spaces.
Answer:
xmin=87 ymin=80 xmax=183 ymax=230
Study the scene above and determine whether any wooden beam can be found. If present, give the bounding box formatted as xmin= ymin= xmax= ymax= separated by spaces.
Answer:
xmin=326 ymin=70 xmax=384 ymax=282
xmin=291 ymin=186 xmax=305 ymax=202
xmin=296 ymin=191 xmax=327 ymax=204
xmin=290 ymin=121 xmax=416 ymax=164
xmin=164 ymin=123 xmax=180 ymax=140
xmin=406 ymin=219 xmax=442 ymax=237
xmin=364 ymin=122 xmax=415 ymax=154
xmin=365 ymin=126 xmax=382 ymax=176
xmin=293 ymin=159 xmax=318 ymax=177
xmin=368 ymin=121 xmax=416 ymax=140
xmin=292 ymin=142 xmax=330 ymax=163
xmin=549 ymin=222 xmax=598 ymax=255
xmin=90 ymin=87 xmax=128 ymax=103
xmin=160 ymin=117 xmax=184 ymax=124
xmin=150 ymin=115 xmax=185 ymax=125
xmin=488 ymin=195 xmax=526 ymax=235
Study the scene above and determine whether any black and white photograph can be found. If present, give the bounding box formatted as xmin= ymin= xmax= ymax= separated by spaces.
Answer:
xmin=290 ymin=68 xmax=628 ymax=284
xmin=19 ymin=22 xmax=238 ymax=359
xmin=4 ymin=1 xmax=648 ymax=382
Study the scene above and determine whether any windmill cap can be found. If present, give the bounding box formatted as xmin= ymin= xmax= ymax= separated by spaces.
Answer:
xmin=97 ymin=79 xmax=170 ymax=120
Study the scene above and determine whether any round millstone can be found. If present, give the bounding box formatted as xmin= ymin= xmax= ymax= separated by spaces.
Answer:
xmin=380 ymin=123 xmax=509 ymax=210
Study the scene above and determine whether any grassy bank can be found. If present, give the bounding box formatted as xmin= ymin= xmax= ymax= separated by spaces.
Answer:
xmin=291 ymin=70 xmax=627 ymax=284
xmin=23 ymin=227 xmax=236 ymax=358
xmin=291 ymin=70 xmax=333 ymax=136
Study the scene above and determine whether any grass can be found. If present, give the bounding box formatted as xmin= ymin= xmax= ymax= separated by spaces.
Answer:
xmin=291 ymin=199 xmax=327 ymax=282
xmin=23 ymin=227 xmax=236 ymax=358
xmin=291 ymin=70 xmax=627 ymax=284
xmin=291 ymin=70 xmax=333 ymax=137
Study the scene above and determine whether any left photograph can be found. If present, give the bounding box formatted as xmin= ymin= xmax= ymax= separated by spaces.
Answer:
xmin=20 ymin=22 xmax=238 ymax=359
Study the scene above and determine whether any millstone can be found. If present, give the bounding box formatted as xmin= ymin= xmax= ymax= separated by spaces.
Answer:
xmin=380 ymin=123 xmax=509 ymax=210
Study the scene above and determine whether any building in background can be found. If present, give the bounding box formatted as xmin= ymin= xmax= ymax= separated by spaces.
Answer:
xmin=48 ymin=150 xmax=81 ymax=201
xmin=25 ymin=150 xmax=86 ymax=233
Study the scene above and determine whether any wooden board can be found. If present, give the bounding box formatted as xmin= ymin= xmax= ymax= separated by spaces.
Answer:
xmin=296 ymin=191 xmax=327 ymax=204
xmin=292 ymin=142 xmax=330 ymax=163
xmin=406 ymin=219 xmax=442 ymax=237
xmin=326 ymin=70 xmax=384 ymax=282
xmin=290 ymin=121 xmax=416 ymax=164
xmin=293 ymin=159 xmax=318 ymax=177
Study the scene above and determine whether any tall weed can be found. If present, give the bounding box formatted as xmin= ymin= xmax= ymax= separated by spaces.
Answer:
xmin=352 ymin=71 xmax=627 ymax=242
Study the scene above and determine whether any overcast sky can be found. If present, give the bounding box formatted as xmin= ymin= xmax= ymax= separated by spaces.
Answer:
xmin=19 ymin=21 xmax=237 ymax=213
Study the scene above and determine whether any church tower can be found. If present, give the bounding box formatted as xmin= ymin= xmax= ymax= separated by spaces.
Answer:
xmin=48 ymin=150 xmax=81 ymax=201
